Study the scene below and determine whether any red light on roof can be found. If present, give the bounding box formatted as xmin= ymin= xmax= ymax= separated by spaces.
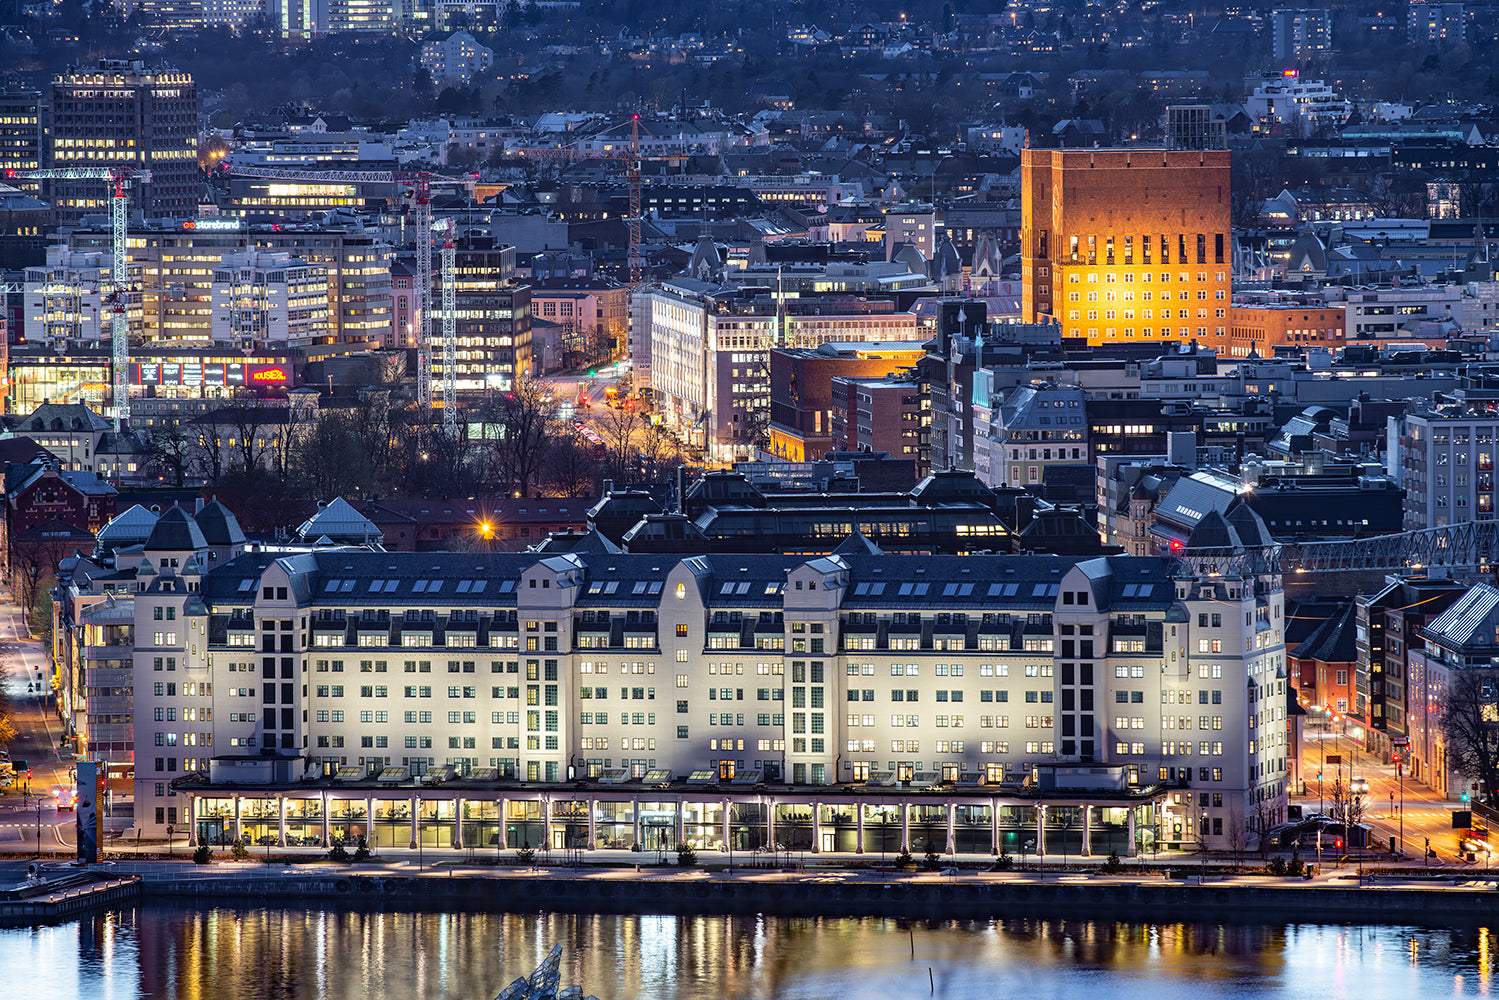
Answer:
xmin=1169 ymin=539 xmax=1183 ymax=551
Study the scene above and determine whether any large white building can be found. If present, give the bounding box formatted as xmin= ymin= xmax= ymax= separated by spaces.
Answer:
xmin=640 ymin=263 xmax=929 ymax=462
xmin=210 ymin=251 xmax=331 ymax=350
xmin=57 ymin=504 xmax=1291 ymax=850
xmin=1245 ymin=72 xmax=1352 ymax=136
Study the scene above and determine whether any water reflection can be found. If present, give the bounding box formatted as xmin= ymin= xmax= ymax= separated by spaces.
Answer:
xmin=2 ymin=907 xmax=1498 ymax=1000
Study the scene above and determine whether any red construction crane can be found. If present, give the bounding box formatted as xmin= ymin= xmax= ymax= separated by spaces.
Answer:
xmin=510 ymin=115 xmax=688 ymax=285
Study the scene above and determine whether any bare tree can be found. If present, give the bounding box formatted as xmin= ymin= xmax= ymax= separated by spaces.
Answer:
xmin=145 ymin=419 xmax=193 ymax=486
xmin=1227 ymin=803 xmax=1246 ymax=867
xmin=1441 ymin=670 xmax=1499 ymax=809
xmin=292 ymin=410 xmax=375 ymax=500
xmin=483 ymin=377 xmax=558 ymax=497
xmin=227 ymin=394 xmax=272 ymax=472
xmin=191 ymin=419 xmax=231 ymax=485
xmin=542 ymin=434 xmax=601 ymax=497
xmin=10 ymin=529 xmax=76 ymax=632
xmin=594 ymin=404 xmax=644 ymax=484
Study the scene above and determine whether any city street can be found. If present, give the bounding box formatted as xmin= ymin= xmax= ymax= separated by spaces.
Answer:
xmin=0 ymin=597 xmax=74 ymax=855
xmin=1296 ymin=725 xmax=1468 ymax=864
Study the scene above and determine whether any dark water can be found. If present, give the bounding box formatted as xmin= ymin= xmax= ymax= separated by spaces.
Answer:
xmin=1 ymin=905 xmax=1496 ymax=1000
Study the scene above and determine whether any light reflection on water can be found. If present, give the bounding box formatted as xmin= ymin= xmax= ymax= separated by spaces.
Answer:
xmin=0 ymin=907 xmax=1495 ymax=1000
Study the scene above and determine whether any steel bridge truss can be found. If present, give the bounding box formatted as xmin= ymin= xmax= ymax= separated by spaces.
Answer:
xmin=1182 ymin=519 xmax=1499 ymax=577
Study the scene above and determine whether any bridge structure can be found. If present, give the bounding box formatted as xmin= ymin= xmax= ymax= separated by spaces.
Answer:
xmin=1179 ymin=519 xmax=1499 ymax=579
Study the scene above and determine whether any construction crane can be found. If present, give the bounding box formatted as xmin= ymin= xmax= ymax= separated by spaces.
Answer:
xmin=510 ymin=115 xmax=688 ymax=285
xmin=224 ymin=164 xmax=437 ymax=409
xmin=5 ymin=166 xmax=151 ymax=433
xmin=432 ymin=218 xmax=458 ymax=441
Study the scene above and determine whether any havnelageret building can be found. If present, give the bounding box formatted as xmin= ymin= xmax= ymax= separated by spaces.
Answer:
xmin=63 ymin=509 xmax=1290 ymax=851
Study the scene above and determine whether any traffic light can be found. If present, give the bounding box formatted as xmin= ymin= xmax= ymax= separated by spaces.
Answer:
xmin=1463 ymin=791 xmax=1471 ymax=804
xmin=1317 ymin=772 xmax=1323 ymax=781
xmin=1335 ymin=838 xmax=1343 ymax=851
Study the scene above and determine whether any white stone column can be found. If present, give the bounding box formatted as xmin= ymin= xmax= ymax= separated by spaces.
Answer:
xmin=499 ymin=797 xmax=509 ymax=850
xmin=589 ymin=798 xmax=599 ymax=851
xmin=365 ymin=796 xmax=374 ymax=850
xmin=320 ymin=792 xmax=329 ymax=849
xmin=1081 ymin=804 xmax=1093 ymax=857
xmin=1035 ymin=804 xmax=1046 ymax=858
xmin=811 ymin=801 xmax=821 ymax=853
xmin=454 ymin=795 xmax=464 ymax=850
xmin=186 ymin=795 xmax=197 ymax=847
xmin=276 ymin=796 xmax=286 ymax=847
xmin=721 ymin=797 xmax=731 ymax=852
xmin=946 ymin=803 xmax=956 ymax=856
xmin=766 ymin=797 xmax=776 ymax=849
xmin=991 ymin=801 xmax=1001 ymax=856
xmin=232 ymin=795 xmax=243 ymax=844
xmin=409 ymin=794 xmax=418 ymax=849
xmin=631 ymin=796 xmax=640 ymax=850
xmin=900 ymin=801 xmax=910 ymax=852
xmin=855 ymin=801 xmax=865 ymax=854
xmin=1127 ymin=805 xmax=1137 ymax=857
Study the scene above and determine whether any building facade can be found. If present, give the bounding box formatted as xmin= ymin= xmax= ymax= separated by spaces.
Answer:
xmin=1020 ymin=148 xmax=1232 ymax=349
xmin=49 ymin=60 xmax=199 ymax=223
xmin=58 ymin=514 xmax=1291 ymax=847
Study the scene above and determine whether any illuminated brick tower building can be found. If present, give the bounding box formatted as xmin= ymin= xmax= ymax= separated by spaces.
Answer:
xmin=1021 ymin=149 xmax=1232 ymax=349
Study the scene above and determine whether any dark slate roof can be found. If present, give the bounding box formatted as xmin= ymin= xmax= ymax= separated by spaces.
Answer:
xmin=195 ymin=500 xmax=246 ymax=547
xmin=1292 ymin=601 xmax=1359 ymax=663
xmin=145 ymin=507 xmax=208 ymax=551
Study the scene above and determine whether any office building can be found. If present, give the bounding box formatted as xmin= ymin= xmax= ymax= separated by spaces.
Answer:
xmin=57 ymin=502 xmax=1290 ymax=849
xmin=49 ymin=60 xmax=199 ymax=223
xmin=1393 ymin=391 xmax=1499 ymax=530
xmin=1020 ymin=148 xmax=1232 ymax=350
xmin=62 ymin=218 xmax=393 ymax=347
xmin=432 ymin=234 xmax=532 ymax=393
xmin=0 ymin=88 xmax=43 ymax=196
xmin=210 ymin=251 xmax=331 ymax=350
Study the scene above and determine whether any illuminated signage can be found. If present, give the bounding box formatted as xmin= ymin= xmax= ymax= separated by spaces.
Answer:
xmin=249 ymin=366 xmax=289 ymax=383
xmin=183 ymin=218 xmax=242 ymax=231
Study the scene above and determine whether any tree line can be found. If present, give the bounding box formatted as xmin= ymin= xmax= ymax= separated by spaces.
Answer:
xmin=140 ymin=378 xmax=684 ymax=532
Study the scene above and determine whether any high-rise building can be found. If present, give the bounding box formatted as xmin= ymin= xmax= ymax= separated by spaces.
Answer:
xmin=431 ymin=235 xmax=532 ymax=393
xmin=48 ymin=60 xmax=199 ymax=223
xmin=0 ymin=87 xmax=43 ymax=196
xmin=1269 ymin=8 xmax=1332 ymax=64
xmin=315 ymin=0 xmax=392 ymax=32
xmin=1020 ymin=148 xmax=1232 ymax=350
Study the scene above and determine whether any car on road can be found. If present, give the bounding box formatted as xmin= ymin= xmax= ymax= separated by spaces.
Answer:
xmin=53 ymin=786 xmax=76 ymax=811
xmin=1351 ymin=776 xmax=1369 ymax=794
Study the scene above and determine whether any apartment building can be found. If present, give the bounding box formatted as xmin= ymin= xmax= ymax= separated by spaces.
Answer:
xmin=59 ymin=508 xmax=1290 ymax=849
xmin=1020 ymin=148 xmax=1232 ymax=350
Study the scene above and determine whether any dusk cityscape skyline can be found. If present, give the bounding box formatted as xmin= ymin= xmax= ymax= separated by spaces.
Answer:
xmin=2 ymin=2 xmax=1499 ymax=995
